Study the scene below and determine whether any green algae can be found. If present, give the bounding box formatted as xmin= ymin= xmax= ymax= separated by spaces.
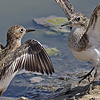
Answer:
xmin=33 ymin=16 xmax=68 ymax=27
xmin=46 ymin=17 xmax=68 ymax=26
xmin=51 ymin=27 xmax=70 ymax=33
xmin=45 ymin=48 xmax=61 ymax=56
xmin=33 ymin=16 xmax=70 ymax=34
xmin=45 ymin=31 xmax=61 ymax=36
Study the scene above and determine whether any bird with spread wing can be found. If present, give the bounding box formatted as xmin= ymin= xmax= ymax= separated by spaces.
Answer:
xmin=55 ymin=0 xmax=100 ymax=85
xmin=0 ymin=25 xmax=54 ymax=96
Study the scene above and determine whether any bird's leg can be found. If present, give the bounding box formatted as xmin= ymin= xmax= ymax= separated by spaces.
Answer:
xmin=0 ymin=91 xmax=3 ymax=96
xmin=86 ymin=66 xmax=98 ymax=93
xmin=78 ymin=67 xmax=95 ymax=84
xmin=90 ymin=66 xmax=97 ymax=85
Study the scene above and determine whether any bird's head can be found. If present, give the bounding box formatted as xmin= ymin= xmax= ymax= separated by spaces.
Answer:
xmin=7 ymin=25 xmax=35 ymax=45
xmin=61 ymin=13 xmax=87 ymax=29
xmin=7 ymin=25 xmax=35 ymax=40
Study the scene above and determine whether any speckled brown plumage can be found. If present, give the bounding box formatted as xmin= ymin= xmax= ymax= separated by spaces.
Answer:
xmin=87 ymin=4 xmax=100 ymax=29
xmin=0 ymin=25 xmax=54 ymax=96
xmin=55 ymin=0 xmax=75 ymax=20
xmin=57 ymin=0 xmax=100 ymax=85
xmin=67 ymin=13 xmax=90 ymax=52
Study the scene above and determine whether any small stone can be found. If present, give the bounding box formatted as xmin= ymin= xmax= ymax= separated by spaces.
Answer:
xmin=29 ymin=77 xmax=44 ymax=83
xmin=58 ymin=77 xmax=65 ymax=80
xmin=20 ymin=97 xmax=28 ymax=100
xmin=76 ymin=93 xmax=81 ymax=96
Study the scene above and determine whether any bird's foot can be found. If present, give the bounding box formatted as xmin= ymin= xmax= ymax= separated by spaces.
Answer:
xmin=85 ymin=79 xmax=97 ymax=94
xmin=84 ymin=83 xmax=94 ymax=94
xmin=84 ymin=68 xmax=97 ymax=94
xmin=78 ymin=67 xmax=95 ymax=84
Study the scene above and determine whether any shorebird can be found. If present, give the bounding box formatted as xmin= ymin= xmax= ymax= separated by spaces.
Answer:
xmin=0 ymin=25 xmax=54 ymax=96
xmin=56 ymin=0 xmax=100 ymax=84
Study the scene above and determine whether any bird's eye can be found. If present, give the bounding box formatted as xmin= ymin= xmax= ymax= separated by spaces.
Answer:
xmin=20 ymin=28 xmax=24 ymax=33
xmin=76 ymin=17 xmax=80 ymax=21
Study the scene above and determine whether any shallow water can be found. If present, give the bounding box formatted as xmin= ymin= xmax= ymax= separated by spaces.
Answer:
xmin=0 ymin=0 xmax=100 ymax=99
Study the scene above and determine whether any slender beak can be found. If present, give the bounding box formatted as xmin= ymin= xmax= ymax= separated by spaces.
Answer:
xmin=26 ymin=29 xmax=35 ymax=33
xmin=61 ymin=20 xmax=72 ymax=27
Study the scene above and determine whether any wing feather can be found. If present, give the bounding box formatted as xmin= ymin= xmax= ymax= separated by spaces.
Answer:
xmin=0 ymin=39 xmax=54 ymax=81
xmin=55 ymin=0 xmax=75 ymax=20
xmin=86 ymin=4 xmax=100 ymax=46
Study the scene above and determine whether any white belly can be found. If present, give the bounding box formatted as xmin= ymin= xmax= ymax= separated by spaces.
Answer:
xmin=0 ymin=71 xmax=17 ymax=93
xmin=71 ymin=47 xmax=100 ymax=63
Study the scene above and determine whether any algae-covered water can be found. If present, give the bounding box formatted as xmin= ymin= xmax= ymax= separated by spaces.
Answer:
xmin=0 ymin=0 xmax=100 ymax=99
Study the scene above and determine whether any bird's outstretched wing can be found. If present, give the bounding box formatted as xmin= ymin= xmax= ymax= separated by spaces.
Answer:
xmin=86 ymin=4 xmax=100 ymax=46
xmin=0 ymin=39 xmax=54 ymax=81
xmin=55 ymin=0 xmax=75 ymax=20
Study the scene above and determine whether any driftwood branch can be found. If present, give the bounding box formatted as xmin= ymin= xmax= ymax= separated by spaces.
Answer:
xmin=55 ymin=0 xmax=75 ymax=20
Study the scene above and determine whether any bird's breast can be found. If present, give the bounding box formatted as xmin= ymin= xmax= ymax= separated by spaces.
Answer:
xmin=70 ymin=47 xmax=100 ymax=63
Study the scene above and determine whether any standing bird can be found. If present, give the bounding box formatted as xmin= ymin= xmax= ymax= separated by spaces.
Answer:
xmin=56 ymin=0 xmax=100 ymax=84
xmin=0 ymin=25 xmax=54 ymax=96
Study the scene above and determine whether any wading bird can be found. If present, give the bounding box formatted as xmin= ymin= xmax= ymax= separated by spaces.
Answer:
xmin=0 ymin=25 xmax=54 ymax=96
xmin=56 ymin=0 xmax=100 ymax=84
